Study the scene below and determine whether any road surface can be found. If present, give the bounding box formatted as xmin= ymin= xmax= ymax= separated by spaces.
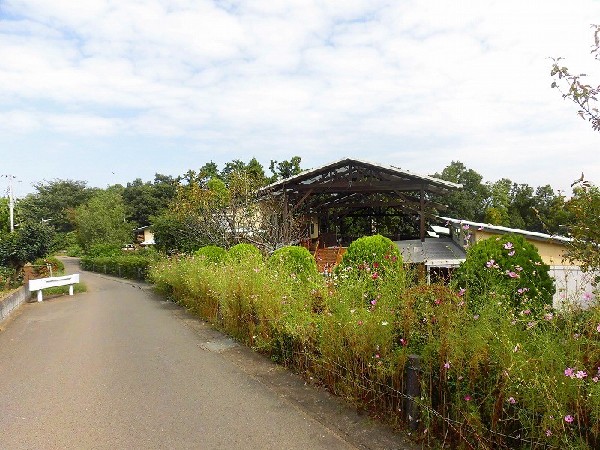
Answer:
xmin=0 ymin=258 xmax=414 ymax=449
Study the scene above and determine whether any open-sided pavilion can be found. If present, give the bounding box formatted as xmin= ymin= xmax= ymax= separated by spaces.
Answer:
xmin=259 ymin=157 xmax=462 ymax=248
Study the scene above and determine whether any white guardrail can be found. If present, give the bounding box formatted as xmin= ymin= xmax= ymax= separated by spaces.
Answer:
xmin=28 ymin=274 xmax=80 ymax=302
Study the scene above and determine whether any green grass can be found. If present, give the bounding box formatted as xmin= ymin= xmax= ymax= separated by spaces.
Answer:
xmin=31 ymin=282 xmax=87 ymax=298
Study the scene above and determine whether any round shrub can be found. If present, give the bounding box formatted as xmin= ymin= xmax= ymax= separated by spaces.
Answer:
xmin=335 ymin=234 xmax=403 ymax=278
xmin=452 ymin=234 xmax=555 ymax=313
xmin=194 ymin=245 xmax=228 ymax=264
xmin=228 ymin=243 xmax=263 ymax=264
xmin=268 ymin=246 xmax=318 ymax=281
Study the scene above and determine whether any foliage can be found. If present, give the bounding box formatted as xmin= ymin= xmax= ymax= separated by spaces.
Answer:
xmin=74 ymin=189 xmax=133 ymax=251
xmin=551 ymin=25 xmax=600 ymax=132
xmin=122 ymin=174 xmax=178 ymax=226
xmin=81 ymin=250 xmax=160 ymax=280
xmin=565 ymin=183 xmax=600 ymax=273
xmin=452 ymin=234 xmax=555 ymax=313
xmin=268 ymin=246 xmax=319 ymax=282
xmin=149 ymin=249 xmax=600 ymax=449
xmin=336 ymin=234 xmax=402 ymax=276
xmin=228 ymin=243 xmax=263 ymax=264
xmin=435 ymin=161 xmax=491 ymax=222
xmin=194 ymin=245 xmax=228 ymax=264
xmin=16 ymin=179 xmax=96 ymax=233
xmin=32 ymin=256 xmax=65 ymax=277
xmin=268 ymin=156 xmax=302 ymax=182
xmin=0 ymin=265 xmax=20 ymax=290
xmin=0 ymin=222 xmax=55 ymax=268
xmin=35 ymin=283 xmax=87 ymax=297
xmin=153 ymin=157 xmax=306 ymax=254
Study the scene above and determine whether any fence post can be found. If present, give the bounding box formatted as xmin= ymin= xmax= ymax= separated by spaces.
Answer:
xmin=405 ymin=354 xmax=421 ymax=431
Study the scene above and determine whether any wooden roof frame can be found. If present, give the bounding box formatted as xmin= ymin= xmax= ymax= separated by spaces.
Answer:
xmin=258 ymin=158 xmax=462 ymax=241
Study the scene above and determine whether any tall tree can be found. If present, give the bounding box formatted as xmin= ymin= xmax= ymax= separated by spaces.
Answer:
xmin=74 ymin=189 xmax=132 ymax=251
xmin=434 ymin=161 xmax=490 ymax=222
xmin=17 ymin=179 xmax=96 ymax=233
xmin=122 ymin=174 xmax=178 ymax=226
xmin=269 ymin=156 xmax=302 ymax=182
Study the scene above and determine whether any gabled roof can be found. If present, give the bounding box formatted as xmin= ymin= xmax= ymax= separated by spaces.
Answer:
xmin=441 ymin=217 xmax=572 ymax=244
xmin=259 ymin=157 xmax=462 ymax=196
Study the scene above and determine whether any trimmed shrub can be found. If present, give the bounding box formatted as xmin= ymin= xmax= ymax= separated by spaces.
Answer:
xmin=268 ymin=246 xmax=318 ymax=282
xmin=194 ymin=245 xmax=228 ymax=264
xmin=335 ymin=234 xmax=403 ymax=278
xmin=86 ymin=243 xmax=122 ymax=258
xmin=452 ymin=234 xmax=555 ymax=314
xmin=228 ymin=243 xmax=263 ymax=265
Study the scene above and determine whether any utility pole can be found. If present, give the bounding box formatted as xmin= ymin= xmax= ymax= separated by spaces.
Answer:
xmin=2 ymin=175 xmax=16 ymax=232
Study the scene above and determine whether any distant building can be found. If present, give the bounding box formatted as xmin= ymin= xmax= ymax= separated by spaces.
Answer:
xmin=134 ymin=226 xmax=155 ymax=246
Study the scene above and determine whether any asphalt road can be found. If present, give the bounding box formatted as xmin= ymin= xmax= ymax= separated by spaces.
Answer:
xmin=0 ymin=258 xmax=415 ymax=450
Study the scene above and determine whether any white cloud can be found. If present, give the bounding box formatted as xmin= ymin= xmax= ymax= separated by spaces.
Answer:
xmin=0 ymin=0 xmax=599 ymax=195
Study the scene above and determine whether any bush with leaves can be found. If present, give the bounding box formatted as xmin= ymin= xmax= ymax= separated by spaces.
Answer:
xmin=33 ymin=256 xmax=65 ymax=277
xmin=335 ymin=234 xmax=403 ymax=278
xmin=194 ymin=245 xmax=228 ymax=264
xmin=228 ymin=243 xmax=263 ymax=265
xmin=452 ymin=234 xmax=555 ymax=314
xmin=0 ymin=222 xmax=55 ymax=268
xmin=268 ymin=246 xmax=318 ymax=282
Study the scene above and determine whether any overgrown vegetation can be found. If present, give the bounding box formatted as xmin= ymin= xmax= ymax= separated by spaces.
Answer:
xmin=149 ymin=239 xmax=600 ymax=449
xmin=80 ymin=248 xmax=160 ymax=280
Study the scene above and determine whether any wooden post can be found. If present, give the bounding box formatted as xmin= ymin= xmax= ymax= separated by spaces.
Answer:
xmin=405 ymin=354 xmax=421 ymax=430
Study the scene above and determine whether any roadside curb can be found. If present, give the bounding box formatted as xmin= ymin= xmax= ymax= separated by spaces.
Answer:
xmin=0 ymin=285 xmax=30 ymax=325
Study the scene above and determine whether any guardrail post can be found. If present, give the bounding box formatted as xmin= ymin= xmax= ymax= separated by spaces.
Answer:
xmin=405 ymin=354 xmax=421 ymax=430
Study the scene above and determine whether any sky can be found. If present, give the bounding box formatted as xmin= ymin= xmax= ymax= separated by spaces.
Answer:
xmin=1 ymin=0 xmax=599 ymax=198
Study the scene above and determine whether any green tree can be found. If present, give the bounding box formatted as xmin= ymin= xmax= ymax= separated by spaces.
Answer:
xmin=0 ymin=222 xmax=55 ymax=268
xmin=268 ymin=156 xmax=302 ymax=182
xmin=122 ymin=174 xmax=178 ymax=226
xmin=434 ymin=161 xmax=490 ymax=222
xmin=17 ymin=179 xmax=96 ymax=233
xmin=0 ymin=198 xmax=10 ymax=234
xmin=74 ymin=189 xmax=133 ymax=251
xmin=484 ymin=178 xmax=512 ymax=225
xmin=565 ymin=182 xmax=600 ymax=273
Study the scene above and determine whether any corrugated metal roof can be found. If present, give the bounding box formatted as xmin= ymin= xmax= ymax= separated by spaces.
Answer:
xmin=440 ymin=217 xmax=572 ymax=243
xmin=259 ymin=157 xmax=462 ymax=193
xmin=394 ymin=238 xmax=466 ymax=266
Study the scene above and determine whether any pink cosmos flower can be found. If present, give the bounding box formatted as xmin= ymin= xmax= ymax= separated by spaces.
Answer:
xmin=462 ymin=224 xmax=470 ymax=230
xmin=508 ymin=397 xmax=516 ymax=404
xmin=506 ymin=271 xmax=520 ymax=278
xmin=371 ymin=272 xmax=379 ymax=280
xmin=504 ymin=242 xmax=514 ymax=250
xmin=592 ymin=377 xmax=599 ymax=383
xmin=564 ymin=415 xmax=574 ymax=423
xmin=464 ymin=395 xmax=472 ymax=401
xmin=370 ymin=299 xmax=377 ymax=306
xmin=546 ymin=429 xmax=552 ymax=437
xmin=434 ymin=299 xmax=441 ymax=305
xmin=400 ymin=338 xmax=407 ymax=346
xmin=564 ymin=367 xmax=575 ymax=378
xmin=596 ymin=323 xmax=600 ymax=333
xmin=576 ymin=370 xmax=587 ymax=379
xmin=458 ymin=288 xmax=466 ymax=297
xmin=486 ymin=259 xmax=496 ymax=268
xmin=444 ymin=362 xmax=450 ymax=369
xmin=508 ymin=250 xmax=515 ymax=256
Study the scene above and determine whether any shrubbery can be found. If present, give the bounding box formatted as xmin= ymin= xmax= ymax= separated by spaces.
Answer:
xmin=194 ymin=245 xmax=228 ymax=264
xmin=452 ymin=234 xmax=555 ymax=313
xmin=335 ymin=234 xmax=402 ymax=277
xmin=228 ymin=243 xmax=263 ymax=264
xmin=148 ymin=241 xmax=600 ymax=449
xmin=268 ymin=246 xmax=318 ymax=282
xmin=81 ymin=248 xmax=160 ymax=280
xmin=33 ymin=256 xmax=65 ymax=277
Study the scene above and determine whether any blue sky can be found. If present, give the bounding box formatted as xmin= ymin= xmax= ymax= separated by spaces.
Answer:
xmin=1 ymin=0 xmax=599 ymax=198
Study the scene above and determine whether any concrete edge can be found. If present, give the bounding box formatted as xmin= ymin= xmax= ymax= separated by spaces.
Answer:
xmin=0 ymin=284 xmax=31 ymax=325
